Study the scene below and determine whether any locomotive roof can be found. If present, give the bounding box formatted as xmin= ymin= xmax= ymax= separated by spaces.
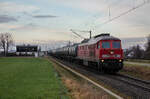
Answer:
xmin=79 ymin=34 xmax=120 ymax=46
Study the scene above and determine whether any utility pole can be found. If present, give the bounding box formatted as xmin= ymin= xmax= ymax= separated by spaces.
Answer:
xmin=89 ymin=30 xmax=92 ymax=39
xmin=108 ymin=6 xmax=111 ymax=21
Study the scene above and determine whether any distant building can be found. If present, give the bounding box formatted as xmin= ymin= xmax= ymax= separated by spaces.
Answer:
xmin=0 ymin=49 xmax=3 ymax=56
xmin=0 ymin=49 xmax=3 ymax=52
xmin=16 ymin=45 xmax=39 ymax=57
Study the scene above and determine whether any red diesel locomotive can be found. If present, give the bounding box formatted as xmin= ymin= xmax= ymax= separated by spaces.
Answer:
xmin=50 ymin=34 xmax=123 ymax=73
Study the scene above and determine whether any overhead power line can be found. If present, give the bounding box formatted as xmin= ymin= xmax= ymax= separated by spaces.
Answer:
xmin=70 ymin=29 xmax=85 ymax=39
xmin=93 ymin=0 xmax=150 ymax=29
xmin=70 ymin=29 xmax=92 ymax=39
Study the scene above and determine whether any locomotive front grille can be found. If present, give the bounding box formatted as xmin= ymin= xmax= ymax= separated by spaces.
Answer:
xmin=101 ymin=59 xmax=123 ymax=63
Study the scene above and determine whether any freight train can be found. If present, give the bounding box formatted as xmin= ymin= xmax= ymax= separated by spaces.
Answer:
xmin=50 ymin=34 xmax=123 ymax=73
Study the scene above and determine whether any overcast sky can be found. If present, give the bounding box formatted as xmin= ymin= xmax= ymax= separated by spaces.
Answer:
xmin=0 ymin=0 xmax=150 ymax=43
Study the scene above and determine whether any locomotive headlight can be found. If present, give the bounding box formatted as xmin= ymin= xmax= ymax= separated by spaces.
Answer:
xmin=102 ymin=54 xmax=110 ymax=58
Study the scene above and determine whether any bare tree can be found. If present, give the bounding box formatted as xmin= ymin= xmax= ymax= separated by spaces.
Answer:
xmin=0 ymin=33 xmax=6 ymax=56
xmin=134 ymin=45 xmax=143 ymax=59
xmin=145 ymin=34 xmax=150 ymax=59
xmin=0 ymin=33 xmax=14 ymax=56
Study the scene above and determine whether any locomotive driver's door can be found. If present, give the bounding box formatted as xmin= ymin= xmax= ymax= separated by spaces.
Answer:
xmin=95 ymin=42 xmax=100 ymax=59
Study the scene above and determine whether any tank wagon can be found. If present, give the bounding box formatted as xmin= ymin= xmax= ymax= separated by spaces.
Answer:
xmin=50 ymin=34 xmax=123 ymax=73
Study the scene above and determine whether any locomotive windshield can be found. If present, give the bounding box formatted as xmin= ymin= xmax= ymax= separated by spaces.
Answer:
xmin=102 ymin=42 xmax=110 ymax=48
xmin=112 ymin=41 xmax=121 ymax=48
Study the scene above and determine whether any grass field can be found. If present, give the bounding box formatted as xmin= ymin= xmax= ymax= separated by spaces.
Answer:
xmin=0 ymin=57 xmax=69 ymax=99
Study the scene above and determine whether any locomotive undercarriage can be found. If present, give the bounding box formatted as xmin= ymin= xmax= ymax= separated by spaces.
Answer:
xmin=87 ymin=59 xmax=123 ymax=73
xmin=99 ymin=60 xmax=123 ymax=72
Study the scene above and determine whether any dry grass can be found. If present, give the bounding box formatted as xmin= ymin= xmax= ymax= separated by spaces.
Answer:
xmin=121 ymin=64 xmax=150 ymax=80
xmin=62 ymin=77 xmax=108 ymax=99
xmin=48 ymin=58 xmax=111 ymax=99
xmin=125 ymin=59 xmax=150 ymax=63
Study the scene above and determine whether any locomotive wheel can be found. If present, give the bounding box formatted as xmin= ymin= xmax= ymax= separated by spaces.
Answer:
xmin=98 ymin=63 xmax=103 ymax=72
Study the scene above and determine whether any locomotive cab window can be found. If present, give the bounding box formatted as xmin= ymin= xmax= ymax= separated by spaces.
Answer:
xmin=97 ymin=43 xmax=100 ymax=49
xmin=102 ymin=42 xmax=110 ymax=48
xmin=112 ymin=41 xmax=121 ymax=48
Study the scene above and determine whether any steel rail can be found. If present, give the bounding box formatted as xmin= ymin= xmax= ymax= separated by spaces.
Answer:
xmin=112 ymin=74 xmax=150 ymax=92
xmin=117 ymin=73 xmax=150 ymax=84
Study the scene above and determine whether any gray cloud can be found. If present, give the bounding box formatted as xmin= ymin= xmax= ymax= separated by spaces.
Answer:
xmin=33 ymin=15 xmax=58 ymax=18
xmin=0 ymin=15 xmax=17 ymax=23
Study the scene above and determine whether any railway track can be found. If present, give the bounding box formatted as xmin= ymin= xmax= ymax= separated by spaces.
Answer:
xmin=49 ymin=57 xmax=150 ymax=98
xmin=108 ymin=74 xmax=150 ymax=92
xmin=116 ymin=74 xmax=150 ymax=91
xmin=117 ymin=74 xmax=150 ymax=84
